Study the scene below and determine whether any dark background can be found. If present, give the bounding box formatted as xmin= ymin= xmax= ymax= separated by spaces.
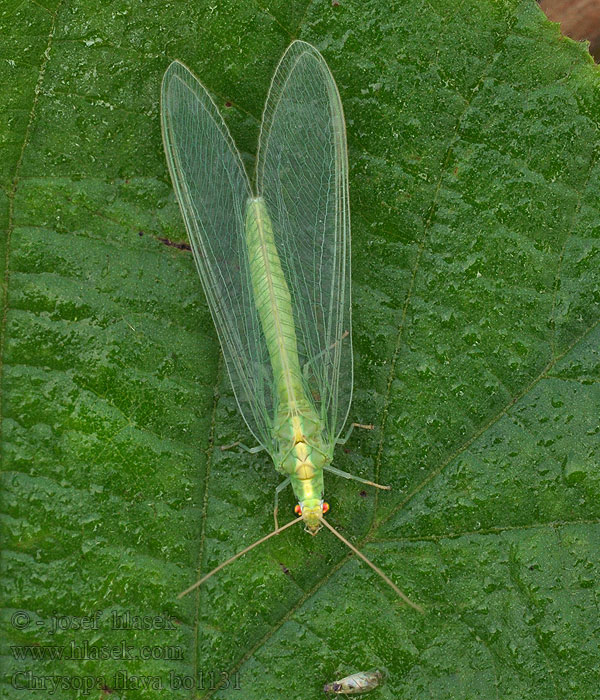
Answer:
xmin=541 ymin=0 xmax=600 ymax=59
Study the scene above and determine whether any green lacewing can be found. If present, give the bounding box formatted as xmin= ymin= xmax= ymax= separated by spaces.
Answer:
xmin=161 ymin=41 xmax=422 ymax=611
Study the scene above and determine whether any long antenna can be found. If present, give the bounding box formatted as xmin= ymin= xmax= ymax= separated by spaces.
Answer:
xmin=178 ymin=516 xmax=303 ymax=598
xmin=319 ymin=516 xmax=424 ymax=613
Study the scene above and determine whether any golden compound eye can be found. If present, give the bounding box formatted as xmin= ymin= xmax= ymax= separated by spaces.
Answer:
xmin=322 ymin=502 xmax=330 ymax=514
xmin=294 ymin=504 xmax=302 ymax=515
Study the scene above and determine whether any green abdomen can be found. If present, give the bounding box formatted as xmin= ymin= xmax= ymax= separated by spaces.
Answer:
xmin=245 ymin=197 xmax=330 ymax=506
xmin=245 ymin=197 xmax=306 ymax=410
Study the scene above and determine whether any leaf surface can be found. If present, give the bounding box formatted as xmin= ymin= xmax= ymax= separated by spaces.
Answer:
xmin=1 ymin=1 xmax=599 ymax=698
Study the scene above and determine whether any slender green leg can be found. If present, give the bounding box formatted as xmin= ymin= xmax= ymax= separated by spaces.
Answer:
xmin=336 ymin=421 xmax=374 ymax=446
xmin=220 ymin=441 xmax=265 ymax=454
xmin=324 ymin=464 xmax=391 ymax=490
xmin=273 ymin=477 xmax=291 ymax=529
xmin=329 ymin=423 xmax=388 ymax=489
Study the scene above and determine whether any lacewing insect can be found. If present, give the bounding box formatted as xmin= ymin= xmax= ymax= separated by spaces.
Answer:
xmin=324 ymin=669 xmax=383 ymax=695
xmin=161 ymin=41 xmax=422 ymax=612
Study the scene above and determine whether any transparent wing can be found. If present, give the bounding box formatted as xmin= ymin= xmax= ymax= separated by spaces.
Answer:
xmin=161 ymin=61 xmax=275 ymax=451
xmin=256 ymin=41 xmax=352 ymax=445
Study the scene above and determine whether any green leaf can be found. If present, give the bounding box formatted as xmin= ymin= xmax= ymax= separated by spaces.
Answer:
xmin=2 ymin=1 xmax=599 ymax=699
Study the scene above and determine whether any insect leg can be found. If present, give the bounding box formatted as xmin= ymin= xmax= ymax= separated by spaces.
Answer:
xmin=324 ymin=464 xmax=390 ymax=490
xmin=273 ymin=477 xmax=291 ymax=529
xmin=220 ymin=441 xmax=265 ymax=453
xmin=336 ymin=422 xmax=374 ymax=446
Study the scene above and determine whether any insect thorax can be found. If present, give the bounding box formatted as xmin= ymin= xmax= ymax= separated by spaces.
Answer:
xmin=273 ymin=403 xmax=331 ymax=480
